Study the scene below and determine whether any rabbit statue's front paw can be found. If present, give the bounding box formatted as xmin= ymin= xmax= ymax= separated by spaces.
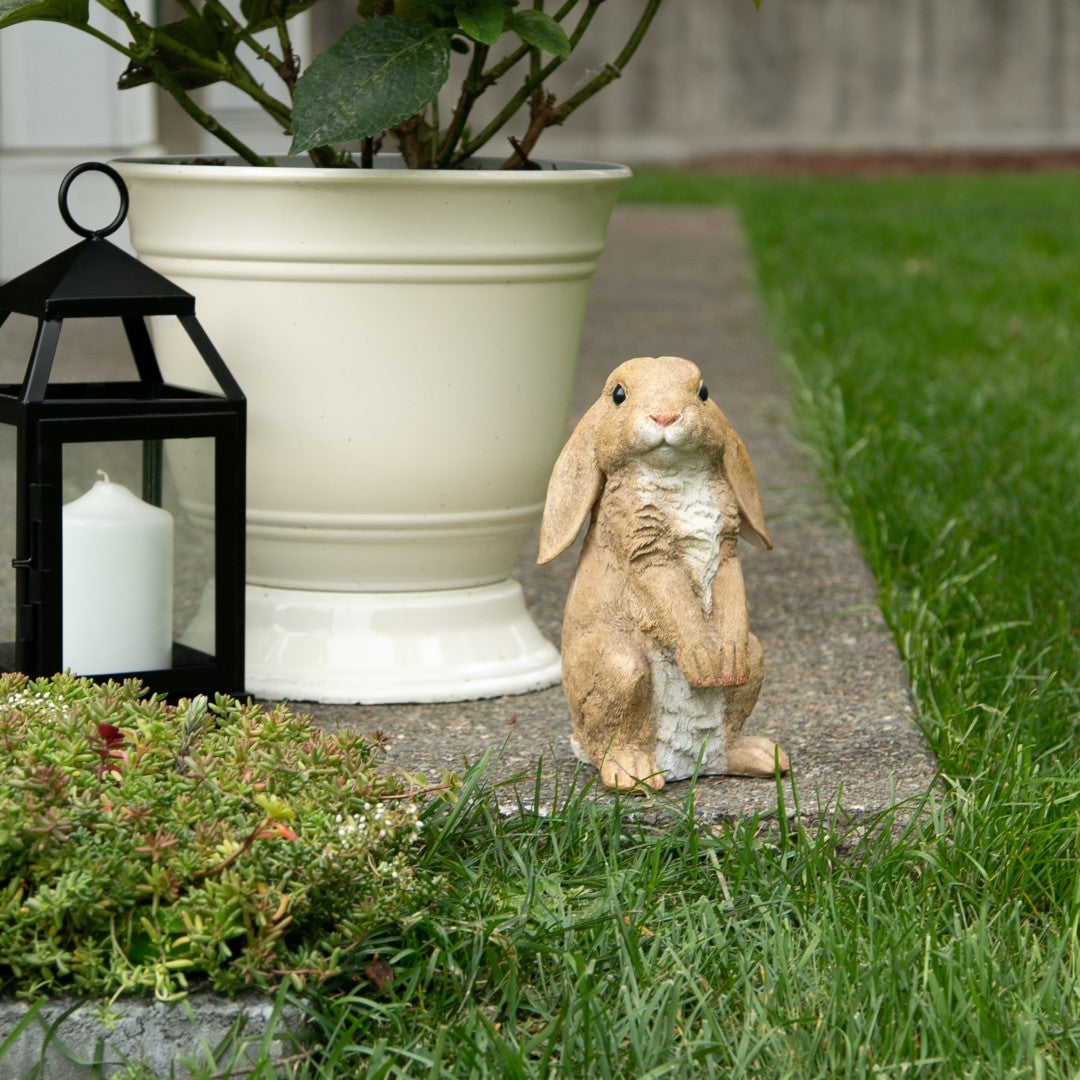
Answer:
xmin=715 ymin=636 xmax=752 ymax=687
xmin=675 ymin=636 xmax=725 ymax=688
xmin=676 ymin=635 xmax=749 ymax=688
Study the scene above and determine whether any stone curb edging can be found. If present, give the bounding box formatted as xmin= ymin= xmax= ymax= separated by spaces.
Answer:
xmin=0 ymin=991 xmax=306 ymax=1078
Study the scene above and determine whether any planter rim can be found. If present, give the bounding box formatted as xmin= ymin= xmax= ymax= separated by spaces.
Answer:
xmin=112 ymin=154 xmax=632 ymax=186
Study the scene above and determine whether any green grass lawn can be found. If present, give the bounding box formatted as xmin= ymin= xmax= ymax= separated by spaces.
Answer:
xmin=628 ymin=171 xmax=1080 ymax=776
xmin=230 ymin=174 xmax=1080 ymax=1078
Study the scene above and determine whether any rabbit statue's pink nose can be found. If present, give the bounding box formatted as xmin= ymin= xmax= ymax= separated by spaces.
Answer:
xmin=650 ymin=412 xmax=679 ymax=427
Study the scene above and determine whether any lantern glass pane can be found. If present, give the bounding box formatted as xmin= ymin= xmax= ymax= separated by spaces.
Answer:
xmin=60 ymin=437 xmax=216 ymax=676
xmin=0 ymin=315 xmax=35 ymax=384
xmin=50 ymin=319 xmax=133 ymax=384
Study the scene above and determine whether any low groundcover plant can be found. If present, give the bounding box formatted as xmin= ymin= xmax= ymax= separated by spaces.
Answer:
xmin=0 ymin=672 xmax=434 ymax=1002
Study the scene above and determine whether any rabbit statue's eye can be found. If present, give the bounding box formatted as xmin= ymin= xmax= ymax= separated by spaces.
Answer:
xmin=698 ymin=383 xmax=709 ymax=402
xmin=612 ymin=384 xmax=627 ymax=405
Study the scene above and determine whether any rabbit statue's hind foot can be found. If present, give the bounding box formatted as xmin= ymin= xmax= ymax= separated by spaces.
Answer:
xmin=727 ymin=735 xmax=791 ymax=777
xmin=569 ymin=731 xmax=788 ymax=793
xmin=564 ymin=629 xmax=668 ymax=791
xmin=600 ymin=745 xmax=666 ymax=792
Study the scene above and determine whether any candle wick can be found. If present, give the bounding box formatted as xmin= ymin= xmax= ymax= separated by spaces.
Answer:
xmin=96 ymin=469 xmax=110 ymax=484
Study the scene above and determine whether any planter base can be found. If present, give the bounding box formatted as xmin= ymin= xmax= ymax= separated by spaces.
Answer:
xmin=244 ymin=581 xmax=562 ymax=704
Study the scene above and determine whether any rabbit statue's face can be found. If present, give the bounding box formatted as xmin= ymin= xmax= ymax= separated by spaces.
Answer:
xmin=538 ymin=354 xmax=772 ymax=566
xmin=593 ymin=356 xmax=726 ymax=474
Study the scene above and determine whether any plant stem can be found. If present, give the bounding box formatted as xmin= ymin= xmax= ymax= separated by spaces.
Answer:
xmin=100 ymin=0 xmax=275 ymax=164
xmin=529 ymin=0 xmax=543 ymax=108
xmin=456 ymin=52 xmax=565 ymax=163
xmin=271 ymin=0 xmax=300 ymax=97
xmin=73 ymin=21 xmax=136 ymax=58
xmin=496 ymin=0 xmax=665 ymax=167
xmin=143 ymin=55 xmax=274 ymax=164
xmin=191 ymin=0 xmax=294 ymax=127
xmin=555 ymin=0 xmax=664 ymax=119
xmin=146 ymin=29 xmax=229 ymax=77
xmin=216 ymin=0 xmax=302 ymax=113
xmin=394 ymin=119 xmax=423 ymax=168
xmin=198 ymin=0 xmax=345 ymax=164
xmin=147 ymin=28 xmax=292 ymax=131
xmin=456 ymin=0 xmax=605 ymax=164
xmin=435 ymin=42 xmax=489 ymax=168
xmin=152 ymin=67 xmax=274 ymax=165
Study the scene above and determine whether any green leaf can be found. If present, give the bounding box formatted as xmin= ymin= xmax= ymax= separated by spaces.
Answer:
xmin=240 ymin=0 xmax=320 ymax=35
xmin=290 ymin=17 xmax=452 ymax=154
xmin=455 ymin=0 xmax=505 ymax=46
xmin=0 ymin=0 xmax=87 ymax=29
xmin=117 ymin=16 xmax=236 ymax=92
xmin=127 ymin=930 xmax=153 ymax=965
xmin=507 ymin=8 xmax=570 ymax=59
xmin=394 ymin=0 xmax=454 ymax=23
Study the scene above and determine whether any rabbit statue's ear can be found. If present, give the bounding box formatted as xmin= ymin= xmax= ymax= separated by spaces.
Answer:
xmin=712 ymin=404 xmax=772 ymax=550
xmin=538 ymin=402 xmax=605 ymax=564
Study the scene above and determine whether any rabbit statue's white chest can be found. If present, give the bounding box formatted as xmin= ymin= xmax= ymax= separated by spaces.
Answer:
xmin=635 ymin=460 xmax=732 ymax=603
xmin=633 ymin=459 xmax=739 ymax=781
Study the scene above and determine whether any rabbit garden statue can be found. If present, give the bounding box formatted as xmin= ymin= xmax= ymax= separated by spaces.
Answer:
xmin=538 ymin=356 xmax=790 ymax=791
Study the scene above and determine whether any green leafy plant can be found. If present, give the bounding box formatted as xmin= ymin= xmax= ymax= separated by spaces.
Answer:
xmin=0 ymin=672 xmax=437 ymax=1002
xmin=0 ymin=0 xmax=669 ymax=167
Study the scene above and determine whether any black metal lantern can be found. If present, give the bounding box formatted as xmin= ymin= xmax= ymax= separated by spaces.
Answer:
xmin=0 ymin=162 xmax=245 ymax=698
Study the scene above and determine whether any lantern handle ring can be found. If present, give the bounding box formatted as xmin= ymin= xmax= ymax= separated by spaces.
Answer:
xmin=58 ymin=162 xmax=129 ymax=240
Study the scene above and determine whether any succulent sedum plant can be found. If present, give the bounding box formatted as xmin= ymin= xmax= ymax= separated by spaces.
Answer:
xmin=0 ymin=672 xmax=437 ymax=1001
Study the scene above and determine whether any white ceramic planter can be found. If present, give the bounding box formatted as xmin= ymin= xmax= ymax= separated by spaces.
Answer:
xmin=113 ymin=155 xmax=629 ymax=703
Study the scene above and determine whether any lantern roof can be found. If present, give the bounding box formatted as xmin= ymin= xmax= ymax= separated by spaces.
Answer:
xmin=0 ymin=234 xmax=195 ymax=320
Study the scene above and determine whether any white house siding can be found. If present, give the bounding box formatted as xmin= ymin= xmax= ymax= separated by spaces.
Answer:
xmin=0 ymin=13 xmax=156 ymax=279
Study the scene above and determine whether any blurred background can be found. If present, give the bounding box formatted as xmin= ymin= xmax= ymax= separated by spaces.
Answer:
xmin=3 ymin=0 xmax=1080 ymax=277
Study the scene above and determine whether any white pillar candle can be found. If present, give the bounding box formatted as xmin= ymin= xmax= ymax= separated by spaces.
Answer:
xmin=62 ymin=471 xmax=174 ymax=675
